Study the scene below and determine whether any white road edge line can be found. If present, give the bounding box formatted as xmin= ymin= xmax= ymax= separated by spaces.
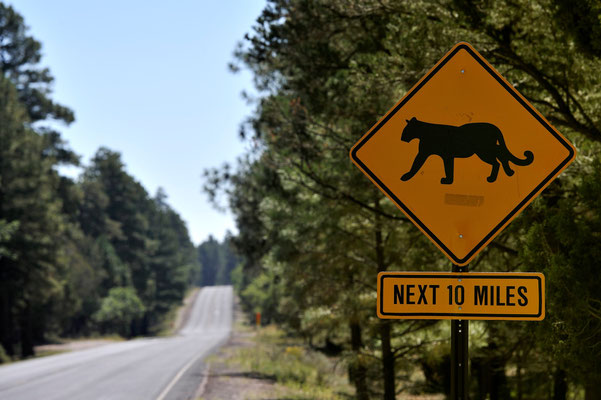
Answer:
xmin=193 ymin=364 xmax=211 ymax=399
xmin=155 ymin=350 xmax=206 ymax=400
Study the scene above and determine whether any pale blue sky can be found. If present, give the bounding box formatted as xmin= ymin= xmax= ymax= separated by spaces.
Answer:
xmin=9 ymin=0 xmax=267 ymax=244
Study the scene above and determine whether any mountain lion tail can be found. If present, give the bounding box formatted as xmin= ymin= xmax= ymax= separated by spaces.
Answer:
xmin=496 ymin=131 xmax=534 ymax=166
xmin=510 ymin=150 xmax=534 ymax=166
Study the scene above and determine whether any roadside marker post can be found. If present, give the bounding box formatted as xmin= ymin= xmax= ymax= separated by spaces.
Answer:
xmin=350 ymin=42 xmax=575 ymax=399
xmin=255 ymin=311 xmax=261 ymax=328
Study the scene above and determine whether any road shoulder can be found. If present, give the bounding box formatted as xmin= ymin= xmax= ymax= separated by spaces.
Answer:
xmin=198 ymin=328 xmax=281 ymax=400
xmin=198 ymin=308 xmax=352 ymax=400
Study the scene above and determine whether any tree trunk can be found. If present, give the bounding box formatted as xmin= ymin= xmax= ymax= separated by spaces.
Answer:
xmin=19 ymin=305 xmax=34 ymax=358
xmin=0 ymin=290 xmax=15 ymax=356
xmin=516 ymin=359 xmax=522 ymax=400
xmin=552 ymin=368 xmax=567 ymax=400
xmin=584 ymin=382 xmax=601 ymax=400
xmin=380 ymin=321 xmax=395 ymax=400
xmin=374 ymin=199 xmax=396 ymax=400
xmin=470 ymin=355 xmax=489 ymax=400
xmin=479 ymin=339 xmax=510 ymax=400
xmin=349 ymin=321 xmax=369 ymax=400
xmin=490 ymin=355 xmax=510 ymax=400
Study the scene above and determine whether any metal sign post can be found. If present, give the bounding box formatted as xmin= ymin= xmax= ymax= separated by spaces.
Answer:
xmin=451 ymin=264 xmax=469 ymax=400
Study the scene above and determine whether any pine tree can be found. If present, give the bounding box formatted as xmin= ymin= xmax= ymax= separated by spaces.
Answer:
xmin=0 ymin=77 xmax=66 ymax=357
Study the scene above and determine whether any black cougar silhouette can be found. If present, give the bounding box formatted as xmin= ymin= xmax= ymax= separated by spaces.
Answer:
xmin=400 ymin=117 xmax=534 ymax=184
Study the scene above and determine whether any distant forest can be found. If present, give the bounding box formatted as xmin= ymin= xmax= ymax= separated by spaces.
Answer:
xmin=197 ymin=235 xmax=240 ymax=288
xmin=0 ymin=3 xmax=238 ymax=361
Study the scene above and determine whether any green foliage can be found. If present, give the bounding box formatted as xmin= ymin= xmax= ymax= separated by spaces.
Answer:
xmin=227 ymin=325 xmax=351 ymax=399
xmin=196 ymin=235 xmax=240 ymax=286
xmin=0 ymin=2 xmax=80 ymax=357
xmin=519 ymin=155 xmax=601 ymax=392
xmin=209 ymin=0 xmax=601 ymax=398
xmin=553 ymin=0 xmax=601 ymax=57
xmin=240 ymin=263 xmax=284 ymax=325
xmin=0 ymin=74 xmax=67 ymax=357
xmin=0 ymin=219 xmax=19 ymax=259
xmin=0 ymin=3 xmax=74 ymax=125
xmin=145 ymin=190 xmax=199 ymax=331
xmin=93 ymin=287 xmax=145 ymax=338
xmin=73 ymin=149 xmax=200 ymax=337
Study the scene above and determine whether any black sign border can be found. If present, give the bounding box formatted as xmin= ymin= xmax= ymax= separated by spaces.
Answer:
xmin=378 ymin=273 xmax=543 ymax=318
xmin=350 ymin=43 xmax=576 ymax=265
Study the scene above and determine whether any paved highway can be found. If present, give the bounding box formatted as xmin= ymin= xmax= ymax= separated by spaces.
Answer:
xmin=0 ymin=285 xmax=233 ymax=400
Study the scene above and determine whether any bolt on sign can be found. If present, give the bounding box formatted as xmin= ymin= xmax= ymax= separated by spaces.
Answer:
xmin=350 ymin=42 xmax=576 ymax=266
xmin=377 ymin=272 xmax=544 ymax=321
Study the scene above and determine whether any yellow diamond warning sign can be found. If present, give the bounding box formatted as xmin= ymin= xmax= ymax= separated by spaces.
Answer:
xmin=350 ymin=42 xmax=576 ymax=266
xmin=377 ymin=272 xmax=545 ymax=321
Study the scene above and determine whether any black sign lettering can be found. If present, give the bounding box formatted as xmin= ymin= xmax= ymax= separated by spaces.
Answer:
xmin=518 ymin=286 xmax=528 ymax=306
xmin=496 ymin=285 xmax=507 ymax=306
xmin=407 ymin=285 xmax=415 ymax=304
xmin=417 ymin=285 xmax=428 ymax=304
xmin=506 ymin=286 xmax=515 ymax=306
xmin=430 ymin=285 xmax=439 ymax=305
xmin=475 ymin=285 xmax=488 ymax=305
xmin=394 ymin=285 xmax=404 ymax=305
xmin=455 ymin=285 xmax=465 ymax=305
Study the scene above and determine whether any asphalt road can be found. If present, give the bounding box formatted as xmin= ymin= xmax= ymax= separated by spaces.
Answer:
xmin=0 ymin=285 xmax=233 ymax=400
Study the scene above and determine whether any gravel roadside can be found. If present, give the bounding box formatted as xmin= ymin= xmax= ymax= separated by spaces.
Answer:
xmin=197 ymin=329 xmax=281 ymax=400
xmin=196 ymin=298 xmax=281 ymax=400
